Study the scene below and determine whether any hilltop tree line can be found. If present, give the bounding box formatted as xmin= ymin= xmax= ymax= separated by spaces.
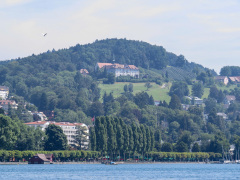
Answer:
xmin=220 ymin=66 xmax=240 ymax=76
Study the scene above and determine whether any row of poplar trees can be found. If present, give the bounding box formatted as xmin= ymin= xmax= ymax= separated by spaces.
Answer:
xmin=90 ymin=116 xmax=155 ymax=160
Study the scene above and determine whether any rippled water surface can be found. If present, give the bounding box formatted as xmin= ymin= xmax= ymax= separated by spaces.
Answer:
xmin=1 ymin=163 xmax=240 ymax=180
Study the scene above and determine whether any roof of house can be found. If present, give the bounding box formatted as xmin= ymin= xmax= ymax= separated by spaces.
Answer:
xmin=97 ymin=63 xmax=113 ymax=69
xmin=0 ymin=100 xmax=16 ymax=105
xmin=215 ymin=76 xmax=228 ymax=80
xmin=229 ymin=76 xmax=240 ymax=82
xmin=0 ymin=86 xmax=9 ymax=91
xmin=45 ymin=154 xmax=53 ymax=159
xmin=97 ymin=63 xmax=138 ymax=70
xmin=225 ymin=95 xmax=236 ymax=101
xmin=128 ymin=65 xmax=138 ymax=70
xmin=80 ymin=69 xmax=89 ymax=74
xmin=25 ymin=121 xmax=84 ymax=127
xmin=25 ymin=121 xmax=49 ymax=125
xmin=35 ymin=154 xmax=50 ymax=162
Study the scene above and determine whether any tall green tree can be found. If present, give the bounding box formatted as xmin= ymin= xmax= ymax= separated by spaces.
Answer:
xmin=107 ymin=121 xmax=117 ymax=155
xmin=169 ymin=81 xmax=189 ymax=100
xmin=39 ymin=92 xmax=48 ymax=111
xmin=90 ymin=127 xmax=96 ymax=151
xmin=161 ymin=142 xmax=173 ymax=152
xmin=0 ymin=115 xmax=20 ymax=150
xmin=169 ymin=94 xmax=182 ymax=110
xmin=192 ymin=143 xmax=200 ymax=152
xmin=75 ymin=125 xmax=89 ymax=150
xmin=132 ymin=123 xmax=139 ymax=153
xmin=44 ymin=124 xmax=68 ymax=151
xmin=145 ymin=126 xmax=152 ymax=152
xmin=192 ymin=81 xmax=204 ymax=98
xmin=116 ymin=124 xmax=124 ymax=154
xmin=128 ymin=126 xmax=134 ymax=153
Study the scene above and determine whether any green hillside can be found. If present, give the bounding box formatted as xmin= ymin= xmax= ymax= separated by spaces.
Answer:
xmin=99 ymin=82 xmax=171 ymax=103
xmin=100 ymin=82 xmax=212 ymax=103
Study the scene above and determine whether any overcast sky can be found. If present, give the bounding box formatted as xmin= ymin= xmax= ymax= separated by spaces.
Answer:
xmin=1 ymin=0 xmax=240 ymax=73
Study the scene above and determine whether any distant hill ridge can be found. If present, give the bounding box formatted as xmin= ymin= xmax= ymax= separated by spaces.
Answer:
xmin=0 ymin=38 xmax=215 ymax=76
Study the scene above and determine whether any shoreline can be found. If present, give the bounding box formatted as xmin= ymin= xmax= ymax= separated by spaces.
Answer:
xmin=0 ymin=161 xmax=215 ymax=165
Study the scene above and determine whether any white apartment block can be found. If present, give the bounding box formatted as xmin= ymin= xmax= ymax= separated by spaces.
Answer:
xmin=0 ymin=86 xmax=9 ymax=100
xmin=25 ymin=121 xmax=89 ymax=148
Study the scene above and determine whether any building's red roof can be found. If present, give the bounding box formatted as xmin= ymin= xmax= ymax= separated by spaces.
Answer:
xmin=215 ymin=76 xmax=227 ymax=80
xmin=97 ymin=63 xmax=113 ymax=69
xmin=25 ymin=121 xmax=47 ymax=125
xmin=0 ymin=86 xmax=9 ymax=91
xmin=0 ymin=100 xmax=16 ymax=105
xmin=97 ymin=63 xmax=138 ymax=70
xmin=128 ymin=65 xmax=138 ymax=70
xmin=80 ymin=69 xmax=89 ymax=74
xmin=226 ymin=95 xmax=236 ymax=101
xmin=229 ymin=76 xmax=240 ymax=82
xmin=25 ymin=121 xmax=83 ymax=126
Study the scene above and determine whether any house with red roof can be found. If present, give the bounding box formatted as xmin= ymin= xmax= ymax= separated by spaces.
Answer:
xmin=80 ymin=69 xmax=89 ymax=76
xmin=229 ymin=76 xmax=240 ymax=84
xmin=95 ymin=62 xmax=139 ymax=78
xmin=214 ymin=76 xmax=229 ymax=85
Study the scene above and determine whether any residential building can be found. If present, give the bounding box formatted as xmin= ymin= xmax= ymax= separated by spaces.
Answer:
xmin=182 ymin=104 xmax=191 ymax=111
xmin=28 ymin=154 xmax=53 ymax=164
xmin=95 ymin=62 xmax=139 ymax=78
xmin=214 ymin=76 xmax=229 ymax=85
xmin=229 ymin=76 xmax=240 ymax=84
xmin=186 ymin=96 xmax=204 ymax=106
xmin=0 ymin=86 xmax=9 ymax=100
xmin=32 ymin=112 xmax=48 ymax=121
xmin=0 ymin=100 xmax=18 ymax=112
xmin=154 ymin=101 xmax=160 ymax=106
xmin=217 ymin=112 xmax=228 ymax=120
xmin=80 ymin=69 xmax=89 ymax=76
xmin=223 ymin=95 xmax=236 ymax=108
xmin=25 ymin=121 xmax=89 ymax=147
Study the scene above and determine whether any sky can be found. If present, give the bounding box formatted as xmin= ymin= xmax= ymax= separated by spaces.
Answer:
xmin=1 ymin=0 xmax=240 ymax=73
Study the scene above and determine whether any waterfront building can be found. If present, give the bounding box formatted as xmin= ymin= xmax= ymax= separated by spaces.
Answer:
xmin=28 ymin=154 xmax=53 ymax=164
xmin=25 ymin=121 xmax=89 ymax=148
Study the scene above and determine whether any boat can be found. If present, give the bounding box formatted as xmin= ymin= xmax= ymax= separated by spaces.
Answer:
xmin=104 ymin=161 xmax=118 ymax=165
xmin=110 ymin=162 xmax=118 ymax=165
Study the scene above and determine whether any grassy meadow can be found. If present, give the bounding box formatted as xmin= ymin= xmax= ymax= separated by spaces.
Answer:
xmin=99 ymin=82 xmax=230 ymax=103
xmin=99 ymin=82 xmax=172 ymax=103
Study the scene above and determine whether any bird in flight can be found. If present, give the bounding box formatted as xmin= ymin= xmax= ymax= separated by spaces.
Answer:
xmin=42 ymin=33 xmax=47 ymax=37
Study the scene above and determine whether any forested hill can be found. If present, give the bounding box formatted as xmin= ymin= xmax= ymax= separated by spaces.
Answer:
xmin=0 ymin=38 xmax=215 ymax=124
xmin=0 ymin=38 xmax=214 ymax=76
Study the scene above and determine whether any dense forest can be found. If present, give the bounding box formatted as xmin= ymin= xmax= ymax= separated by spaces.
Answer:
xmin=1 ymin=38 xmax=240 ymax=158
xmin=0 ymin=38 xmax=215 ymax=124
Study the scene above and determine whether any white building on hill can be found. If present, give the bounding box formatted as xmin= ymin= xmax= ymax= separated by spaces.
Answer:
xmin=95 ymin=62 xmax=139 ymax=78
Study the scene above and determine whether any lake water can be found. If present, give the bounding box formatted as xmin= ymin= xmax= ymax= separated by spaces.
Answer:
xmin=1 ymin=163 xmax=240 ymax=180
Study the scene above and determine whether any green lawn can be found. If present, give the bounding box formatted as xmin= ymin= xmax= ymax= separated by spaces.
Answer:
xmin=216 ymin=84 xmax=238 ymax=91
xmin=99 ymin=82 xmax=172 ymax=103
xmin=99 ymin=82 xmax=213 ymax=103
